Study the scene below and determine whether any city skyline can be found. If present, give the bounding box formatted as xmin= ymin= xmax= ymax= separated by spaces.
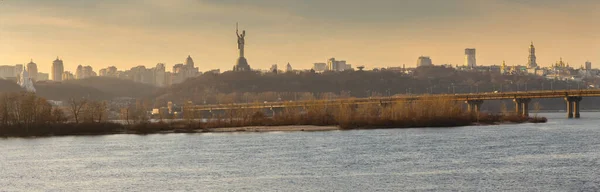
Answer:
xmin=0 ymin=0 xmax=598 ymax=71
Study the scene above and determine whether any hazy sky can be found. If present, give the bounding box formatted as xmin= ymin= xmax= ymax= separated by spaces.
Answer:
xmin=0 ymin=0 xmax=598 ymax=72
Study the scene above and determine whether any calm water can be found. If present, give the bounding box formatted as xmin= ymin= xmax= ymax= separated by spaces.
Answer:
xmin=2 ymin=113 xmax=600 ymax=191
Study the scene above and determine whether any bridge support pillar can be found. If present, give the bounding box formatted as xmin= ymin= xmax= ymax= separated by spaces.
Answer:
xmin=565 ymin=96 xmax=582 ymax=119
xmin=513 ymin=98 xmax=531 ymax=117
xmin=465 ymin=100 xmax=484 ymax=116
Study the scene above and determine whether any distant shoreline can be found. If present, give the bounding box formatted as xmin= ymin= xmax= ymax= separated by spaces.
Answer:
xmin=0 ymin=116 xmax=547 ymax=138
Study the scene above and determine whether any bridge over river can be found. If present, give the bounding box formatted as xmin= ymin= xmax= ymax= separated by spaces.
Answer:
xmin=188 ymin=89 xmax=600 ymax=119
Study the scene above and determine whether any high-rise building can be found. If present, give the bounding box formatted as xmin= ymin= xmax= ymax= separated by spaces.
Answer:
xmin=62 ymin=71 xmax=75 ymax=81
xmin=84 ymin=66 xmax=96 ymax=78
xmin=327 ymin=58 xmax=351 ymax=72
xmin=171 ymin=56 xmax=200 ymax=84
xmin=417 ymin=56 xmax=433 ymax=67
xmin=313 ymin=63 xmax=327 ymax=73
xmin=465 ymin=48 xmax=476 ymax=68
xmin=171 ymin=64 xmax=185 ymax=84
xmin=527 ymin=42 xmax=538 ymax=68
xmin=327 ymin=58 xmax=337 ymax=71
xmin=75 ymin=65 xmax=83 ymax=79
xmin=51 ymin=57 xmax=64 ymax=81
xmin=154 ymin=63 xmax=167 ymax=87
xmin=0 ymin=65 xmax=20 ymax=80
xmin=185 ymin=55 xmax=194 ymax=69
xmin=99 ymin=68 xmax=107 ymax=77
xmin=99 ymin=66 xmax=118 ymax=78
xmin=75 ymin=65 xmax=96 ymax=79
xmin=37 ymin=73 xmax=49 ymax=81
xmin=26 ymin=59 xmax=38 ymax=82
xmin=129 ymin=65 xmax=154 ymax=85
xmin=585 ymin=61 xmax=592 ymax=70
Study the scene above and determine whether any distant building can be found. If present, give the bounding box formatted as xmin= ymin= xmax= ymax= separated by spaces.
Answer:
xmin=465 ymin=48 xmax=476 ymax=68
xmin=0 ymin=65 xmax=20 ymax=79
xmin=75 ymin=65 xmax=96 ymax=79
xmin=286 ymin=63 xmax=293 ymax=72
xmin=386 ymin=67 xmax=404 ymax=73
xmin=99 ymin=66 xmax=118 ymax=78
xmin=586 ymin=61 xmax=592 ymax=71
xmin=26 ymin=59 xmax=38 ymax=82
xmin=62 ymin=71 xmax=75 ymax=81
xmin=172 ymin=56 xmax=200 ymax=84
xmin=99 ymin=68 xmax=107 ymax=77
xmin=129 ymin=65 xmax=154 ymax=85
xmin=18 ymin=66 xmax=36 ymax=92
xmin=51 ymin=57 xmax=64 ymax=81
xmin=171 ymin=64 xmax=185 ymax=84
xmin=270 ymin=64 xmax=278 ymax=73
xmin=154 ymin=63 xmax=167 ymax=87
xmin=185 ymin=55 xmax=195 ymax=69
xmin=15 ymin=64 xmax=23 ymax=79
xmin=313 ymin=63 xmax=327 ymax=73
xmin=527 ymin=42 xmax=538 ymax=68
xmin=416 ymin=56 xmax=433 ymax=67
xmin=37 ymin=73 xmax=49 ymax=81
xmin=163 ymin=72 xmax=172 ymax=86
xmin=75 ymin=65 xmax=83 ymax=79
xmin=205 ymin=69 xmax=220 ymax=74
xmin=327 ymin=58 xmax=352 ymax=72
xmin=501 ymin=61 xmax=508 ymax=74
xmin=553 ymin=57 xmax=570 ymax=69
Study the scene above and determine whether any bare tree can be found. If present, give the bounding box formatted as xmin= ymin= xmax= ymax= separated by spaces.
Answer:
xmin=120 ymin=107 xmax=131 ymax=125
xmin=68 ymin=98 xmax=87 ymax=123
xmin=96 ymin=101 xmax=107 ymax=122
xmin=52 ymin=107 xmax=67 ymax=123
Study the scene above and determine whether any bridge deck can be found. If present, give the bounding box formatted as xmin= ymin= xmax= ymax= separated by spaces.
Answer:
xmin=189 ymin=89 xmax=600 ymax=111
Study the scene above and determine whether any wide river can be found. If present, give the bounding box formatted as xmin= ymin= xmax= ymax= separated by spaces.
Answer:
xmin=1 ymin=113 xmax=600 ymax=191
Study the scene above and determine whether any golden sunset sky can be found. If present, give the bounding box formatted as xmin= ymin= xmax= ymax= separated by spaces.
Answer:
xmin=0 ymin=0 xmax=598 ymax=72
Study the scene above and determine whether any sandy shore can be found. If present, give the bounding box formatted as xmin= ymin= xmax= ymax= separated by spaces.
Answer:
xmin=207 ymin=125 xmax=340 ymax=133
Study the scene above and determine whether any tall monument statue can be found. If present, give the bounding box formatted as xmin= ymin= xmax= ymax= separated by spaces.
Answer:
xmin=233 ymin=22 xmax=251 ymax=72
xmin=237 ymin=23 xmax=245 ymax=57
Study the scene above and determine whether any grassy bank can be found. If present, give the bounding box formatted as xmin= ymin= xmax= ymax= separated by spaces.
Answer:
xmin=0 ymin=99 xmax=546 ymax=137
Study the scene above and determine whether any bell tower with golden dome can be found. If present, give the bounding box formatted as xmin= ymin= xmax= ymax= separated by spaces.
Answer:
xmin=527 ymin=41 xmax=537 ymax=68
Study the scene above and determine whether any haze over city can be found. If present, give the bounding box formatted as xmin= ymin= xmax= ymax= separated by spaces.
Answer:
xmin=3 ymin=1 xmax=600 ymax=191
xmin=0 ymin=0 xmax=598 ymax=72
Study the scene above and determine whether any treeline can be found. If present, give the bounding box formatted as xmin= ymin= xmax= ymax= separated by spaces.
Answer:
xmin=155 ymin=66 xmax=592 ymax=107
xmin=0 ymin=77 xmax=159 ymax=101
xmin=0 ymin=92 xmax=122 ymax=137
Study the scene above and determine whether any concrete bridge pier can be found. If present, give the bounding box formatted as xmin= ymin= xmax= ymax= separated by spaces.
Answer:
xmin=513 ymin=98 xmax=531 ymax=117
xmin=465 ymin=100 xmax=484 ymax=116
xmin=565 ymin=96 xmax=583 ymax=119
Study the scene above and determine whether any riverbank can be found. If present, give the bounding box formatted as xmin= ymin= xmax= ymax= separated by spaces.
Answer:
xmin=0 ymin=97 xmax=547 ymax=137
xmin=0 ymin=115 xmax=546 ymax=137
